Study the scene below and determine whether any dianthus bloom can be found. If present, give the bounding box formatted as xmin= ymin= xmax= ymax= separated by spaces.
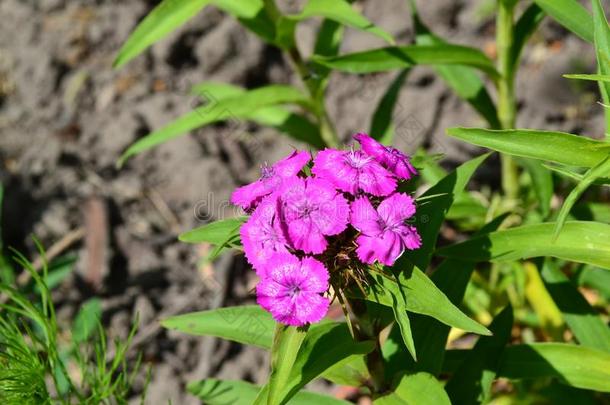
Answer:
xmin=280 ymin=177 xmax=349 ymax=254
xmin=256 ymin=253 xmax=330 ymax=326
xmin=351 ymin=193 xmax=421 ymax=266
xmin=240 ymin=195 xmax=290 ymax=276
xmin=231 ymin=150 xmax=311 ymax=211
xmin=312 ymin=148 xmax=396 ymax=196
xmin=354 ymin=133 xmax=417 ymax=180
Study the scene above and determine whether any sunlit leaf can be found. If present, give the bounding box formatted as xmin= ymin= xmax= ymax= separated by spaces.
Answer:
xmin=447 ymin=127 xmax=610 ymax=168
xmin=437 ymin=221 xmax=610 ymax=270
xmin=312 ymin=45 xmax=500 ymax=80
xmin=118 ymin=86 xmax=312 ymax=166
xmin=179 ymin=217 xmax=246 ymax=245
xmin=533 ymin=0 xmax=593 ymax=43
xmin=374 ymin=372 xmax=450 ymax=405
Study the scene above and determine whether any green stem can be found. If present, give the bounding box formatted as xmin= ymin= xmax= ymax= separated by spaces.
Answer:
xmin=496 ymin=0 xmax=519 ymax=199
xmin=349 ymin=298 xmax=387 ymax=393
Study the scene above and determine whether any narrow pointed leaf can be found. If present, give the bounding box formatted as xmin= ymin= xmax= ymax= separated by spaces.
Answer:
xmin=290 ymin=0 xmax=393 ymax=44
xmin=517 ymin=157 xmax=553 ymax=218
xmin=118 ymin=86 xmax=311 ymax=165
xmin=533 ymin=0 xmax=593 ymax=43
xmin=554 ymin=157 xmax=610 ymax=237
xmin=370 ymin=69 xmax=409 ymax=144
xmin=510 ymin=4 xmax=545 ymax=72
xmin=374 ymin=372 xmax=450 ymax=405
xmin=541 ymin=261 xmax=610 ymax=352
xmin=447 ymin=127 xmax=610 ymax=168
xmin=592 ymin=0 xmax=610 ymax=136
xmin=114 ymin=0 xmax=213 ymax=68
xmin=564 ymin=73 xmax=610 ymax=83
xmin=406 ymin=153 xmax=490 ymax=270
xmin=161 ymin=305 xmax=275 ymax=348
xmin=179 ymin=217 xmax=246 ymax=245
xmin=265 ymin=325 xmax=308 ymax=405
xmin=312 ymin=45 xmax=500 ymax=80
xmin=188 ymin=379 xmax=350 ymax=405
xmin=408 ymin=1 xmax=500 ymax=128
xmin=437 ymin=221 xmax=610 ymax=270
xmin=382 ymin=274 xmax=417 ymax=361
xmin=445 ymin=305 xmax=513 ymax=405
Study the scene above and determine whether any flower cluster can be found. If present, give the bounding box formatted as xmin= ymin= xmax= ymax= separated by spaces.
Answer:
xmin=231 ymin=134 xmax=422 ymax=326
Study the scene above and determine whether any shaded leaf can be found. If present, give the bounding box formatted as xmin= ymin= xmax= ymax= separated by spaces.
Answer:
xmin=188 ymin=379 xmax=350 ymax=405
xmin=592 ymin=0 xmax=610 ymax=136
xmin=445 ymin=305 xmax=513 ymax=405
xmin=564 ymin=73 xmax=610 ymax=83
xmin=370 ymin=69 xmax=409 ymax=144
xmin=407 ymin=153 xmax=491 ymax=270
xmin=541 ymin=260 xmax=610 ymax=352
xmin=72 ymin=298 xmax=102 ymax=343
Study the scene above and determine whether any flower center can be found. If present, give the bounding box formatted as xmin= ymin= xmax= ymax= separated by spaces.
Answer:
xmin=288 ymin=284 xmax=301 ymax=297
xmin=344 ymin=151 xmax=371 ymax=169
xmin=260 ymin=163 xmax=275 ymax=179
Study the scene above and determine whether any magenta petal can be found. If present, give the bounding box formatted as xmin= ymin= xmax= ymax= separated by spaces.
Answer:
xmin=230 ymin=180 xmax=269 ymax=211
xmin=350 ymin=197 xmax=383 ymax=236
xmin=294 ymin=293 xmax=330 ymax=324
xmin=377 ymin=193 xmax=416 ymax=226
xmin=287 ymin=218 xmax=328 ymax=254
xmin=256 ymin=252 xmax=330 ymax=326
xmin=355 ymin=132 xmax=417 ymax=180
xmin=274 ymin=150 xmax=311 ymax=178
xmin=358 ymin=163 xmax=397 ymax=196
xmin=312 ymin=149 xmax=358 ymax=194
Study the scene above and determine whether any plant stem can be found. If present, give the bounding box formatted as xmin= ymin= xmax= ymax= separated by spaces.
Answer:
xmin=349 ymin=298 xmax=387 ymax=393
xmin=496 ymin=0 xmax=519 ymax=199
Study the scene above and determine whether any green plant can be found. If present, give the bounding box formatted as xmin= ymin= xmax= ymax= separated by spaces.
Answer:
xmin=115 ymin=0 xmax=610 ymax=403
xmin=0 ymin=244 xmax=146 ymax=404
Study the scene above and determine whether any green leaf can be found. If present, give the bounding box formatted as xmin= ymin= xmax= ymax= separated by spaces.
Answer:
xmin=444 ymin=343 xmax=610 ymax=392
xmin=179 ymin=217 xmax=246 ymax=245
xmin=564 ymin=73 xmax=610 ymax=83
xmin=382 ymin=274 xmax=417 ymax=361
xmin=541 ymin=260 xmax=610 ymax=352
xmin=533 ymin=0 xmax=593 ymax=43
xmin=191 ymin=82 xmax=325 ymax=148
xmin=312 ymin=45 xmax=500 ymax=80
xmin=577 ymin=265 xmax=610 ymax=299
xmin=499 ymin=344 xmax=610 ymax=392
xmin=188 ymin=379 xmax=350 ymax=405
xmin=359 ymin=267 xmax=491 ymax=336
xmin=0 ymin=183 xmax=15 ymax=285
xmin=407 ymin=153 xmax=491 ymax=270
xmin=256 ymin=322 xmax=375 ymax=404
xmin=290 ymin=0 xmax=394 ymax=44
xmin=161 ymin=305 xmax=275 ymax=348
xmin=72 ymin=298 xmax=102 ymax=343
xmin=265 ymin=325 xmax=308 ymax=405
xmin=384 ymin=214 xmax=508 ymax=378
xmin=370 ymin=69 xmax=409 ymax=144
xmin=554 ymin=157 xmax=610 ymax=237
xmin=118 ymin=85 xmax=311 ymax=166
xmin=408 ymin=1 xmax=500 ymax=128
xmin=213 ymin=0 xmax=275 ymax=44
xmin=373 ymin=372 xmax=450 ymax=405
xmin=437 ymin=221 xmax=610 ymax=270
xmin=447 ymin=127 xmax=610 ymax=168
xmin=592 ymin=0 xmax=610 ymax=136
xmin=510 ymin=4 xmax=545 ymax=72
xmin=445 ymin=305 xmax=513 ymax=405
xmin=114 ymin=0 xmax=214 ymax=68
xmin=517 ymin=157 xmax=553 ymax=218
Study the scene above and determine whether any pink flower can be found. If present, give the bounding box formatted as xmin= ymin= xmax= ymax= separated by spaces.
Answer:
xmin=354 ymin=133 xmax=417 ymax=180
xmin=351 ymin=193 xmax=421 ymax=266
xmin=256 ymin=252 xmax=330 ymax=326
xmin=240 ymin=195 xmax=290 ymax=276
xmin=280 ymin=177 xmax=349 ymax=254
xmin=312 ymin=148 xmax=396 ymax=196
xmin=231 ymin=150 xmax=311 ymax=211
